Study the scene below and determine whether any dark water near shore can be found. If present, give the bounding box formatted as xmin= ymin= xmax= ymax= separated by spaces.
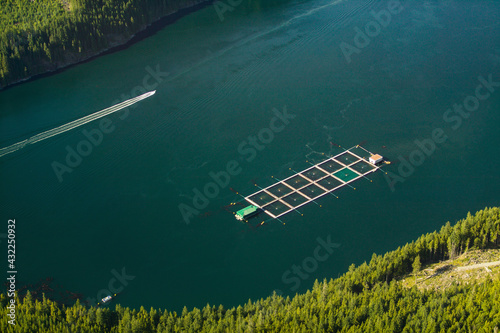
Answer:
xmin=1 ymin=0 xmax=499 ymax=311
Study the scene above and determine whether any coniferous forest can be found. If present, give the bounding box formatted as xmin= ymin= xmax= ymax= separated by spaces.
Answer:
xmin=0 ymin=0 xmax=210 ymax=88
xmin=1 ymin=207 xmax=499 ymax=332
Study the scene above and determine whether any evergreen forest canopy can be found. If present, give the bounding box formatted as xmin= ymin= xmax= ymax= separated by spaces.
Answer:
xmin=0 ymin=0 xmax=210 ymax=88
xmin=1 ymin=207 xmax=499 ymax=332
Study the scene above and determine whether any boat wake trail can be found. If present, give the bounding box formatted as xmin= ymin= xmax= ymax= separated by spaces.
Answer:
xmin=0 ymin=90 xmax=156 ymax=158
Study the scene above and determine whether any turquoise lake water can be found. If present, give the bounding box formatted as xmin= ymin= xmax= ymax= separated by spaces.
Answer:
xmin=1 ymin=0 xmax=499 ymax=312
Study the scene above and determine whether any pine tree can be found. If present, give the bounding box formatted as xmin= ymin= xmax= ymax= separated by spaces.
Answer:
xmin=412 ymin=255 xmax=421 ymax=284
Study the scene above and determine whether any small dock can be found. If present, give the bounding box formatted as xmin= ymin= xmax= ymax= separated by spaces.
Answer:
xmin=239 ymin=146 xmax=384 ymax=220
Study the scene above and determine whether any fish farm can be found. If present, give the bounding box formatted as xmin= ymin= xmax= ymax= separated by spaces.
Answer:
xmin=234 ymin=145 xmax=387 ymax=221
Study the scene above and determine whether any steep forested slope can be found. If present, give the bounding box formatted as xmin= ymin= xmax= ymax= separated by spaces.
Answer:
xmin=0 ymin=0 xmax=209 ymax=88
xmin=1 ymin=207 xmax=499 ymax=332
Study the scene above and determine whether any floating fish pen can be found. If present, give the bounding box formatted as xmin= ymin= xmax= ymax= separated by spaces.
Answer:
xmin=235 ymin=145 xmax=386 ymax=221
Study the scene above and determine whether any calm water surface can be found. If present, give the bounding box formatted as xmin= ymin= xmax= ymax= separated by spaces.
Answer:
xmin=1 ymin=0 xmax=499 ymax=311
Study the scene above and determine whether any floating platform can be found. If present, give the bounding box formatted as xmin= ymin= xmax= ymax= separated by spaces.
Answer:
xmin=238 ymin=146 xmax=384 ymax=220
xmin=235 ymin=205 xmax=259 ymax=221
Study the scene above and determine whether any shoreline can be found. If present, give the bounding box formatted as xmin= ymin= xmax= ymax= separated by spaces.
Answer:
xmin=1 ymin=0 xmax=214 ymax=92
